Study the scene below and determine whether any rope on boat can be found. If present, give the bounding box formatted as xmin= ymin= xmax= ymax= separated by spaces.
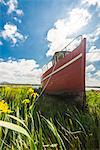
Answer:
xmin=34 ymin=62 xmax=57 ymax=108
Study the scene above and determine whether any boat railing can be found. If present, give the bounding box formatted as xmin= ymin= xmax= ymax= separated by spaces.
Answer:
xmin=42 ymin=35 xmax=82 ymax=74
xmin=42 ymin=61 xmax=53 ymax=74
xmin=62 ymin=35 xmax=82 ymax=53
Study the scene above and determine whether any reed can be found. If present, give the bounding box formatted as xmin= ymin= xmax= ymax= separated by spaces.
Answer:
xmin=0 ymin=86 xmax=99 ymax=149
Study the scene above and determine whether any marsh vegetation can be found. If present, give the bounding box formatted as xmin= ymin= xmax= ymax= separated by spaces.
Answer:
xmin=0 ymin=86 xmax=100 ymax=150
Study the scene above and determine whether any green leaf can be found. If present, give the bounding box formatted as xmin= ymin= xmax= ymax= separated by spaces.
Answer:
xmin=41 ymin=116 xmax=66 ymax=150
xmin=7 ymin=114 xmax=29 ymax=132
xmin=37 ymin=113 xmax=42 ymax=150
xmin=0 ymin=120 xmax=30 ymax=139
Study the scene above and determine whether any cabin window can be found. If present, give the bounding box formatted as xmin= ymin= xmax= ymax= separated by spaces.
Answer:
xmin=65 ymin=51 xmax=71 ymax=55
xmin=52 ymin=51 xmax=66 ymax=64
xmin=57 ymin=53 xmax=64 ymax=61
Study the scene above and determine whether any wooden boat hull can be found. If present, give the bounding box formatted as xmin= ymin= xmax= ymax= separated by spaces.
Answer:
xmin=41 ymin=38 xmax=86 ymax=95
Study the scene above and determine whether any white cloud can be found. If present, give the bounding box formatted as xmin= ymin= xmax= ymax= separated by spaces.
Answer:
xmin=0 ymin=23 xmax=27 ymax=45
xmin=86 ymin=76 xmax=100 ymax=86
xmin=89 ymin=27 xmax=100 ymax=42
xmin=98 ymin=13 xmax=100 ymax=17
xmin=86 ymin=66 xmax=100 ymax=86
xmin=89 ymin=45 xmax=100 ymax=52
xmin=13 ymin=17 xmax=22 ymax=23
xmin=0 ymin=0 xmax=5 ymax=4
xmin=7 ymin=0 xmax=18 ymax=14
xmin=0 ymin=0 xmax=6 ymax=5
xmin=89 ymin=45 xmax=96 ymax=52
xmin=0 ymin=41 xmax=3 ymax=46
xmin=6 ymin=0 xmax=24 ymax=16
xmin=16 ymin=9 xmax=23 ymax=16
xmin=82 ymin=26 xmax=100 ymax=53
xmin=95 ymin=70 xmax=100 ymax=78
xmin=82 ymin=0 xmax=100 ymax=8
xmin=86 ymin=52 xmax=100 ymax=62
xmin=86 ymin=64 xmax=96 ymax=72
xmin=95 ymin=27 xmax=100 ymax=37
xmin=0 ymin=59 xmax=42 ymax=84
xmin=46 ymin=8 xmax=91 ymax=56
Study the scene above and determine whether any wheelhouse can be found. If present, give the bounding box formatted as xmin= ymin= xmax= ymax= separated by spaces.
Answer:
xmin=52 ymin=51 xmax=70 ymax=65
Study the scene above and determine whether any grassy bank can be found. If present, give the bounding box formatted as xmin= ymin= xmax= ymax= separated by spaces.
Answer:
xmin=0 ymin=86 xmax=100 ymax=149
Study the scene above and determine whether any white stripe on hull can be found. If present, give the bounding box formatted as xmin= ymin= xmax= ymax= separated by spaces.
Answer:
xmin=42 ymin=53 xmax=82 ymax=82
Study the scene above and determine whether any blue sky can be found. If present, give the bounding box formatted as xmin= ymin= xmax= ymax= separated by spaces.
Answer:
xmin=0 ymin=0 xmax=100 ymax=85
xmin=0 ymin=0 xmax=72 ymax=64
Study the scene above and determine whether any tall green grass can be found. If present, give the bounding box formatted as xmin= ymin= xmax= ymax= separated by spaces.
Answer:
xmin=0 ymin=86 xmax=100 ymax=149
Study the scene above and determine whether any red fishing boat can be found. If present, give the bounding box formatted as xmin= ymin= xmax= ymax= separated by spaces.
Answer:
xmin=41 ymin=36 xmax=86 ymax=97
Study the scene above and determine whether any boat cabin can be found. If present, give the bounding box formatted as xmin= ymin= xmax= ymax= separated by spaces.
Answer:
xmin=52 ymin=51 xmax=70 ymax=64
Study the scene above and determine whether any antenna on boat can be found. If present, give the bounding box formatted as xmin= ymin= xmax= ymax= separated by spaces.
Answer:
xmin=60 ymin=35 xmax=82 ymax=52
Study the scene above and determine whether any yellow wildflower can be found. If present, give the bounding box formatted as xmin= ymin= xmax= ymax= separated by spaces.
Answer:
xmin=27 ymin=88 xmax=34 ymax=95
xmin=0 ymin=100 xmax=11 ymax=113
xmin=32 ymin=92 xmax=39 ymax=99
xmin=22 ymin=99 xmax=30 ymax=104
xmin=27 ymin=88 xmax=39 ymax=100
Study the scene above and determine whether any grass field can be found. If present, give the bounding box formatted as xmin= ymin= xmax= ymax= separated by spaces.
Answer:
xmin=0 ymin=86 xmax=100 ymax=150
